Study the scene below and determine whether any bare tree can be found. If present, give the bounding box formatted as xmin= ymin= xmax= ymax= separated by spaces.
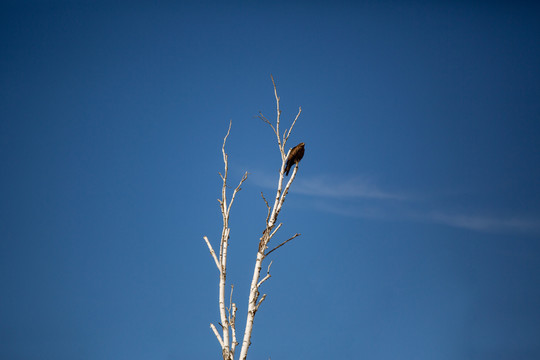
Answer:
xmin=203 ymin=76 xmax=303 ymax=360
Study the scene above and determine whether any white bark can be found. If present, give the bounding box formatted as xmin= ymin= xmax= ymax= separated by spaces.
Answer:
xmin=204 ymin=76 xmax=302 ymax=360
xmin=204 ymin=121 xmax=247 ymax=360
xmin=238 ymin=76 xmax=302 ymax=360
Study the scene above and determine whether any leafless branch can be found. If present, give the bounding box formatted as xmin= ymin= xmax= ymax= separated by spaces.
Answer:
xmin=211 ymin=120 xmax=249 ymax=360
xmin=278 ymin=164 xmax=299 ymax=209
xmin=284 ymin=107 xmax=302 ymax=145
xmin=269 ymin=223 xmax=282 ymax=239
xmin=257 ymin=112 xmax=277 ymax=136
xmin=210 ymin=323 xmax=224 ymax=348
xmin=227 ymin=171 xmax=248 ymax=215
xmin=257 ymin=112 xmax=272 ymax=125
xmin=205 ymin=76 xmax=304 ymax=360
xmin=270 ymin=74 xmax=284 ymax=158
xmin=255 ymin=294 xmax=267 ymax=311
xmin=221 ymin=122 xmax=232 ymax=213
xmin=228 ymin=285 xmax=238 ymax=355
xmin=257 ymin=261 xmax=273 ymax=288
xmin=266 ymin=233 xmax=301 ymax=256
xmin=228 ymin=285 xmax=234 ymax=312
xmin=203 ymin=236 xmax=221 ymax=271
xmin=222 ymin=120 xmax=232 ymax=155
xmin=261 ymin=192 xmax=271 ymax=225
xmin=230 ymin=303 xmax=238 ymax=354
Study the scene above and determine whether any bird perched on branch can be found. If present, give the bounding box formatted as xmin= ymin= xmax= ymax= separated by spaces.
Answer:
xmin=285 ymin=142 xmax=305 ymax=176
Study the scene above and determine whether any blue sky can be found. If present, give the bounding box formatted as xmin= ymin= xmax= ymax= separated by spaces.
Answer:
xmin=1 ymin=1 xmax=540 ymax=359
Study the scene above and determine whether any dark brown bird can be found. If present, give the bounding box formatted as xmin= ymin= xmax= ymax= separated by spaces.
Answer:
xmin=285 ymin=142 xmax=305 ymax=176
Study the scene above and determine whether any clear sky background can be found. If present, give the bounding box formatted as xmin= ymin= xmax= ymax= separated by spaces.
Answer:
xmin=1 ymin=1 xmax=540 ymax=359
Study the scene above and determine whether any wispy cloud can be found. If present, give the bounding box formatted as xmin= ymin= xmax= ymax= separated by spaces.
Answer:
xmin=310 ymin=201 xmax=401 ymax=220
xmin=294 ymin=175 xmax=405 ymax=200
xmin=318 ymin=202 xmax=540 ymax=235
xmin=250 ymin=172 xmax=404 ymax=200
xmin=248 ymin=170 xmax=540 ymax=236
xmin=427 ymin=212 xmax=540 ymax=234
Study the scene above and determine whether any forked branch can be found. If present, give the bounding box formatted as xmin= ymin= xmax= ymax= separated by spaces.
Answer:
xmin=204 ymin=77 xmax=303 ymax=360
xmin=204 ymin=121 xmax=247 ymax=360
xmin=238 ymin=77 xmax=302 ymax=360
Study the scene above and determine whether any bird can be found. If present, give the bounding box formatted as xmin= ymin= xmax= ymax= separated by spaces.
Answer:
xmin=284 ymin=142 xmax=305 ymax=176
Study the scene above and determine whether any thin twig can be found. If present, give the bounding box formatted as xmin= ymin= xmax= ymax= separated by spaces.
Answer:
xmin=266 ymin=233 xmax=301 ymax=256
xmin=203 ymin=236 xmax=221 ymax=271
xmin=229 ymin=285 xmax=234 ymax=313
xmin=230 ymin=303 xmax=238 ymax=354
xmin=258 ymin=113 xmax=277 ymax=136
xmin=222 ymin=120 xmax=232 ymax=153
xmin=221 ymin=122 xmax=231 ymax=213
xmin=227 ymin=284 xmax=234 ymax=322
xmin=227 ymin=171 xmax=248 ymax=215
xmin=257 ymin=261 xmax=273 ymax=288
xmin=255 ymin=294 xmax=267 ymax=311
xmin=284 ymin=107 xmax=302 ymax=145
xmin=269 ymin=223 xmax=282 ymax=240
xmin=270 ymin=74 xmax=283 ymax=156
xmin=261 ymin=192 xmax=271 ymax=225
xmin=210 ymin=323 xmax=224 ymax=347
xmin=228 ymin=286 xmax=238 ymax=354
xmin=257 ymin=112 xmax=272 ymax=125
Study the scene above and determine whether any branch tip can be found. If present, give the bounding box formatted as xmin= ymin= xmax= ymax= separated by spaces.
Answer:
xmin=266 ymin=233 xmax=301 ymax=256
